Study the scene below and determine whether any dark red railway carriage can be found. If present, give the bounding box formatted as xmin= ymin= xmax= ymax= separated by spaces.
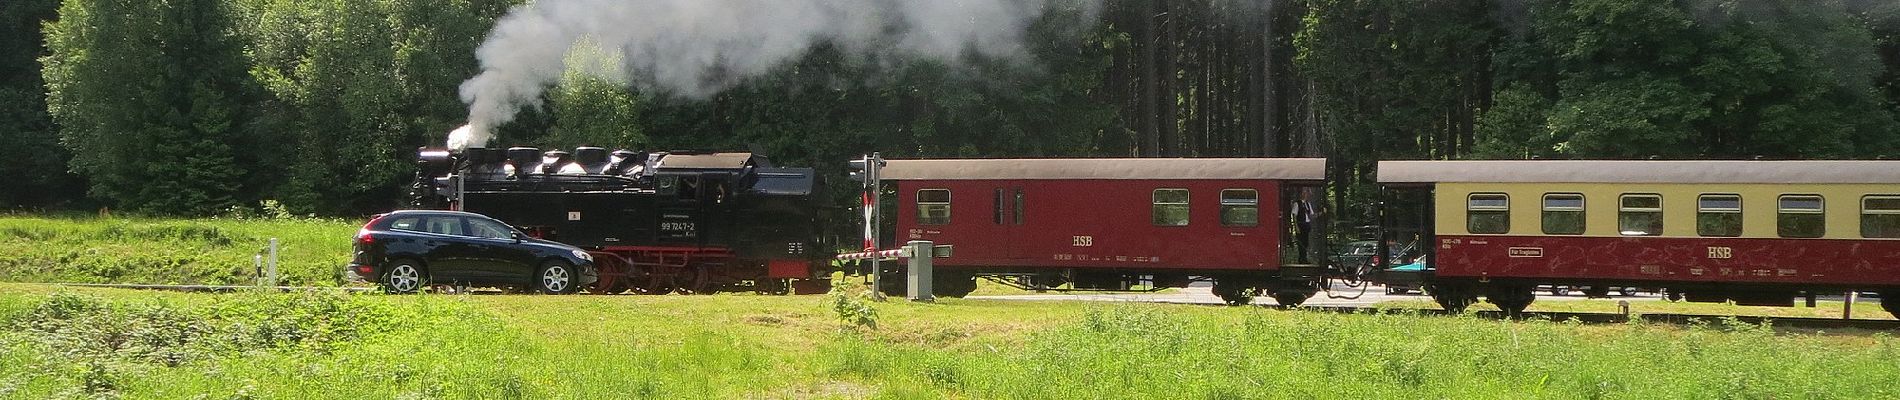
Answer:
xmin=1375 ymin=160 xmax=1900 ymax=317
xmin=880 ymin=158 xmax=1328 ymax=305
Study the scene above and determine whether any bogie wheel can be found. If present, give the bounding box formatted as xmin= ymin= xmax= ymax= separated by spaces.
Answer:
xmin=1665 ymin=291 xmax=1684 ymax=302
xmin=1211 ymin=279 xmax=1258 ymax=306
xmin=1485 ymin=284 xmax=1537 ymax=315
xmin=933 ymin=273 xmax=978 ymax=298
xmin=1271 ymin=291 xmax=1313 ymax=307
xmin=535 ymin=260 xmax=578 ymax=294
xmin=877 ymin=272 xmax=907 ymax=297
xmin=1549 ymin=286 xmax=1570 ymax=296
xmin=1881 ymin=292 xmax=1899 ymax=320
xmin=1429 ymin=283 xmax=1478 ymax=313
xmin=381 ymin=260 xmax=426 ymax=294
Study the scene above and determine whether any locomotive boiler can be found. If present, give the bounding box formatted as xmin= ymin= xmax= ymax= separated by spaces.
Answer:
xmin=412 ymin=146 xmax=836 ymax=295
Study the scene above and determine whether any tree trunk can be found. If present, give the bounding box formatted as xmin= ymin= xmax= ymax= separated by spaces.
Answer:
xmin=1157 ymin=0 xmax=1178 ymax=157
xmin=1138 ymin=0 xmax=1160 ymax=157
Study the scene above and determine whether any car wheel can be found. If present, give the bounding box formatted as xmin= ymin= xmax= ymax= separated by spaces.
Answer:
xmin=536 ymin=261 xmax=577 ymax=294
xmin=382 ymin=260 xmax=425 ymax=294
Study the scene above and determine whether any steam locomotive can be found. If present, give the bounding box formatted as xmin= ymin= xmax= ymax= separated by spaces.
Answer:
xmin=411 ymin=146 xmax=836 ymax=295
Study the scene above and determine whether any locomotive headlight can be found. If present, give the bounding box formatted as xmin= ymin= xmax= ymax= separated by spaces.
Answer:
xmin=572 ymin=250 xmax=593 ymax=261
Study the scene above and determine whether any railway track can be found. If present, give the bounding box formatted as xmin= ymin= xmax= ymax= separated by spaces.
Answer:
xmin=1294 ymin=305 xmax=1900 ymax=331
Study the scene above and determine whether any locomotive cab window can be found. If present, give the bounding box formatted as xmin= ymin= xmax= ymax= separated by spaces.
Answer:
xmin=1466 ymin=193 xmax=1510 ymax=234
xmin=1541 ymin=193 xmax=1584 ymax=235
xmin=1864 ymin=196 xmax=1900 ymax=239
xmin=1152 ymin=189 xmax=1190 ymax=226
xmin=1619 ymin=194 xmax=1663 ymax=236
xmin=1778 ymin=195 xmax=1825 ymax=238
xmin=1697 ymin=194 xmax=1743 ymax=237
xmin=916 ymin=189 xmax=951 ymax=225
xmin=1219 ymin=189 xmax=1259 ymax=227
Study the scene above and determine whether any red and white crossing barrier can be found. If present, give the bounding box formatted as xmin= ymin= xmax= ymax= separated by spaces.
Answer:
xmin=836 ymin=248 xmax=905 ymax=260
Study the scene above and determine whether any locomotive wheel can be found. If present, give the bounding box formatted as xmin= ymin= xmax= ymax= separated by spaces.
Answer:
xmin=680 ymin=267 xmax=715 ymax=295
xmin=534 ymin=261 xmax=577 ymax=294
xmin=756 ymin=278 xmax=791 ymax=295
xmin=381 ymin=260 xmax=425 ymax=294
xmin=594 ymin=279 xmax=629 ymax=294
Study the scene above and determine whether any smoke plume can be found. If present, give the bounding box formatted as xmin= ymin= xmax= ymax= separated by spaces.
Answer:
xmin=453 ymin=0 xmax=1098 ymax=149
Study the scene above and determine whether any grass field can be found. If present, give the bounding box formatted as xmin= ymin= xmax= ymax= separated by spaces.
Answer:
xmin=0 ymin=215 xmax=361 ymax=287
xmin=3 ymin=283 xmax=1898 ymax=399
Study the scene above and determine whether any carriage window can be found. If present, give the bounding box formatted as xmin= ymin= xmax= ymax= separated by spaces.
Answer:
xmin=993 ymin=189 xmax=1005 ymax=225
xmin=1219 ymin=189 xmax=1259 ymax=227
xmin=1014 ymin=189 xmax=1025 ymax=225
xmin=1778 ymin=195 xmax=1824 ymax=238
xmin=1864 ymin=196 xmax=1900 ymax=238
xmin=1152 ymin=189 xmax=1190 ymax=226
xmin=1619 ymin=194 xmax=1663 ymax=236
xmin=917 ymin=189 xmax=951 ymax=225
xmin=1541 ymin=193 xmax=1584 ymax=235
xmin=1697 ymin=194 xmax=1743 ymax=237
xmin=1467 ymin=193 xmax=1510 ymax=234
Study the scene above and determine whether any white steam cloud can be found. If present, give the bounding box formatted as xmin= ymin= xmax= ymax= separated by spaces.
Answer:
xmin=453 ymin=0 xmax=1097 ymax=150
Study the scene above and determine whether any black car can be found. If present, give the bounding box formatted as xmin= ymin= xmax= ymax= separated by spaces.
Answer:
xmin=346 ymin=210 xmax=597 ymax=294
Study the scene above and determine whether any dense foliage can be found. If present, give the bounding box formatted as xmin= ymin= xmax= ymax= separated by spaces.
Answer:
xmin=5 ymin=0 xmax=1899 ymax=216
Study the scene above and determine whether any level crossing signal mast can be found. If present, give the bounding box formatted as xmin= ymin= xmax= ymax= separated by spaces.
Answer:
xmin=847 ymin=153 xmax=888 ymax=298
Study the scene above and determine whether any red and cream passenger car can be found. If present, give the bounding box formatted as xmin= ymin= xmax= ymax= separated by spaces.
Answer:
xmin=881 ymin=158 xmax=1327 ymax=305
xmin=1377 ymin=160 xmax=1900 ymax=317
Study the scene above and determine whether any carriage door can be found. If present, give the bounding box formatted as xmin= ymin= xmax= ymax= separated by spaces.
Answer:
xmin=1379 ymin=185 xmax=1436 ymax=269
xmin=991 ymin=186 xmax=1028 ymax=261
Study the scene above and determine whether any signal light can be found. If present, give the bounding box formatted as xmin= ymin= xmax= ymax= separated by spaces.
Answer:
xmin=847 ymin=154 xmax=885 ymax=183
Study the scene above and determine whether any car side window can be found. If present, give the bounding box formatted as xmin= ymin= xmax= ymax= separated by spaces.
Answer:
xmin=387 ymin=217 xmax=421 ymax=232
xmin=468 ymin=218 xmax=514 ymax=239
xmin=423 ymin=216 xmax=466 ymax=236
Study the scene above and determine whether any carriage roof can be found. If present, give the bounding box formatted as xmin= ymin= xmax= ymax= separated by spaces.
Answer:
xmin=880 ymin=158 xmax=1327 ymax=181
xmin=1378 ymin=160 xmax=1900 ymax=184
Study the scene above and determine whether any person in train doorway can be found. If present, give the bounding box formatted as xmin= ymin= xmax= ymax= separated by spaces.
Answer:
xmin=1292 ymin=199 xmax=1318 ymax=264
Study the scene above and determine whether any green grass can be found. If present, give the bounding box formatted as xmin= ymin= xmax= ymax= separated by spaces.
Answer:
xmin=1376 ymin=297 xmax=1900 ymax=320
xmin=0 ymin=216 xmax=360 ymax=286
xmin=3 ymin=283 xmax=1897 ymax=399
